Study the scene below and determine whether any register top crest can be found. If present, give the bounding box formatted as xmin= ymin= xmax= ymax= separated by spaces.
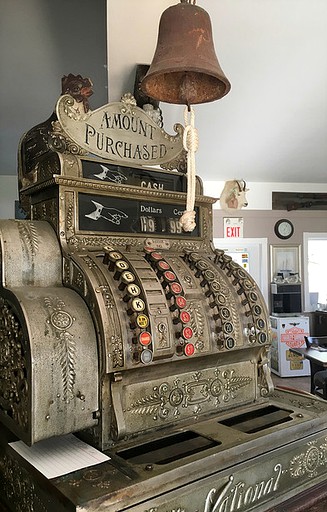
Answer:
xmin=56 ymin=92 xmax=184 ymax=167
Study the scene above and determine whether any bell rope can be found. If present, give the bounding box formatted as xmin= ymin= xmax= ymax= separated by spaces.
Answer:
xmin=180 ymin=106 xmax=199 ymax=232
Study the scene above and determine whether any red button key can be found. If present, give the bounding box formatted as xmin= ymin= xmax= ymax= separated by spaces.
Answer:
xmin=184 ymin=343 xmax=195 ymax=356
xmin=180 ymin=310 xmax=191 ymax=324
xmin=182 ymin=326 xmax=193 ymax=340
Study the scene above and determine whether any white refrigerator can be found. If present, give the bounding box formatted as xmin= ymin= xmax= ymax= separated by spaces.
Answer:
xmin=270 ymin=315 xmax=310 ymax=377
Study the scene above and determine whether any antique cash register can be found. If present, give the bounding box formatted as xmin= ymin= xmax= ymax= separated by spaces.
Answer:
xmin=1 ymin=78 xmax=327 ymax=512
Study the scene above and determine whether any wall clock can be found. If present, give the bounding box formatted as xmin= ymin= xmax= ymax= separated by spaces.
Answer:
xmin=274 ymin=219 xmax=294 ymax=240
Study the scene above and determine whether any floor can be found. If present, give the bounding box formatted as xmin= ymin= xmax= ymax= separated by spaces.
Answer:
xmin=271 ymin=372 xmax=311 ymax=394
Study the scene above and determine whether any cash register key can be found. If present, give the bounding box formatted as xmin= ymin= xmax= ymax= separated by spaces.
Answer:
xmin=172 ymin=310 xmax=190 ymax=325
xmin=200 ymin=269 xmax=215 ymax=287
xmin=210 ymin=280 xmax=221 ymax=293
xmin=182 ymin=249 xmax=193 ymax=261
xmin=190 ymin=252 xmax=201 ymax=261
xmin=163 ymin=270 xmax=176 ymax=283
xmin=184 ymin=343 xmax=195 ymax=356
xmin=216 ymin=294 xmax=227 ymax=305
xmin=253 ymin=304 xmax=262 ymax=316
xmin=257 ymin=318 xmax=265 ymax=329
xmin=249 ymin=291 xmax=258 ymax=302
xmin=236 ymin=268 xmax=247 ymax=279
xmin=149 ymin=252 xmax=163 ymax=263
xmin=127 ymin=298 xmax=146 ymax=315
xmin=220 ymin=254 xmax=232 ymax=270
xmin=258 ymin=332 xmax=267 ymax=344
xmin=181 ymin=326 xmax=193 ymax=340
xmin=105 ymin=250 xmax=123 ymax=270
xmin=157 ymin=260 xmax=171 ymax=273
xmin=213 ymin=249 xmax=225 ymax=264
xmin=129 ymin=313 xmax=149 ymax=330
xmin=188 ymin=252 xmax=201 ymax=269
xmin=229 ymin=260 xmax=239 ymax=269
xmin=223 ymin=322 xmax=234 ymax=334
xmin=139 ymin=331 xmax=152 ymax=346
xmin=144 ymin=246 xmax=155 ymax=256
xmin=170 ymin=295 xmax=187 ymax=311
xmin=118 ymin=271 xmax=135 ymax=290
xmin=166 ymin=282 xmax=183 ymax=299
xmin=194 ymin=259 xmax=209 ymax=277
xmin=113 ymin=260 xmax=129 ymax=279
xmin=180 ymin=310 xmax=191 ymax=324
xmin=220 ymin=307 xmax=231 ymax=319
xmin=123 ymin=284 xmax=141 ymax=302
xmin=141 ymin=349 xmax=153 ymax=364
xmin=136 ymin=314 xmax=149 ymax=329
xmin=243 ymin=279 xmax=254 ymax=290
xmin=225 ymin=337 xmax=235 ymax=350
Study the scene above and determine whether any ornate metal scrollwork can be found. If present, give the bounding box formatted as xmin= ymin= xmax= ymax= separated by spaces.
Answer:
xmin=0 ymin=297 xmax=29 ymax=431
xmin=0 ymin=453 xmax=47 ymax=511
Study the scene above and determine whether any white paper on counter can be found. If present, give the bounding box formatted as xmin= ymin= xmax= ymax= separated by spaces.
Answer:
xmin=9 ymin=434 xmax=110 ymax=479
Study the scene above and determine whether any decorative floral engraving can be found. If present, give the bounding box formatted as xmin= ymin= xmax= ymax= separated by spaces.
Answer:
xmin=0 ymin=297 xmax=29 ymax=431
xmin=44 ymin=297 xmax=76 ymax=402
xmin=188 ymin=300 xmax=205 ymax=337
xmin=65 ymin=192 xmax=75 ymax=234
xmin=67 ymin=467 xmax=114 ymax=489
xmin=269 ymin=390 xmax=324 ymax=412
xmin=120 ymin=92 xmax=137 ymax=115
xmin=50 ymin=119 xmax=87 ymax=155
xmin=17 ymin=221 xmax=39 ymax=257
xmin=290 ymin=439 xmax=327 ymax=478
xmin=128 ymin=369 xmax=252 ymax=420
xmin=67 ymin=235 xmax=142 ymax=250
xmin=156 ymin=321 xmax=169 ymax=349
xmin=112 ymin=334 xmax=124 ymax=368
xmin=98 ymin=285 xmax=115 ymax=309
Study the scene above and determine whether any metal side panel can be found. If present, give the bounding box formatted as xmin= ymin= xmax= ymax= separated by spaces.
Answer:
xmin=0 ymin=287 xmax=99 ymax=445
xmin=0 ymin=219 xmax=62 ymax=288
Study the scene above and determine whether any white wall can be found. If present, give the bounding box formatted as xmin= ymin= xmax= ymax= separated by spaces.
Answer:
xmin=107 ymin=0 xmax=327 ymax=186
xmin=203 ymin=181 xmax=327 ymax=210
xmin=107 ymin=0 xmax=173 ymax=102
xmin=0 ymin=0 xmax=107 ymax=177
xmin=0 ymin=176 xmax=18 ymax=219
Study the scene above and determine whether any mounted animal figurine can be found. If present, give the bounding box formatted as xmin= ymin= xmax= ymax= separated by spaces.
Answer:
xmin=219 ymin=179 xmax=249 ymax=212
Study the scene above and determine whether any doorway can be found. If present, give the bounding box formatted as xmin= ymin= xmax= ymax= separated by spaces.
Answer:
xmin=303 ymin=233 xmax=327 ymax=311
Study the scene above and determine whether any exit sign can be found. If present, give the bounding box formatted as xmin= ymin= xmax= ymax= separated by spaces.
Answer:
xmin=224 ymin=218 xmax=244 ymax=238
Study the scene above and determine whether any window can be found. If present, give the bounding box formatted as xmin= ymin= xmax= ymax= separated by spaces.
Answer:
xmin=303 ymin=233 xmax=327 ymax=311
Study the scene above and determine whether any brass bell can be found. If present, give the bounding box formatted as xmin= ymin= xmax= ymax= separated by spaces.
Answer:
xmin=141 ymin=0 xmax=231 ymax=106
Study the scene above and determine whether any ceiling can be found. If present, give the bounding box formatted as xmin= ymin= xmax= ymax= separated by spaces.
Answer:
xmin=109 ymin=0 xmax=327 ymax=185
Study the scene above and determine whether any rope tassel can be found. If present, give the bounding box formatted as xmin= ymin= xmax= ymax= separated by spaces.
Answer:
xmin=180 ymin=106 xmax=199 ymax=232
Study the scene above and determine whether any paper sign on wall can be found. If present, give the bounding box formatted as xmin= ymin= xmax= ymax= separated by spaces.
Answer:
xmin=224 ymin=218 xmax=243 ymax=238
